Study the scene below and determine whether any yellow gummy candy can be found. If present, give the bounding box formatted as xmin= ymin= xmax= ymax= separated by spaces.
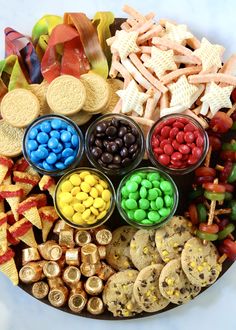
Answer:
xmin=81 ymin=182 xmax=91 ymax=193
xmin=99 ymin=179 xmax=108 ymax=189
xmin=76 ymin=192 xmax=88 ymax=201
xmin=73 ymin=203 xmax=85 ymax=213
xmin=71 ymin=187 xmax=81 ymax=196
xmin=102 ymin=189 xmax=111 ymax=202
xmin=90 ymin=187 xmax=98 ymax=199
xmin=79 ymin=171 xmax=91 ymax=179
xmin=61 ymin=180 xmax=73 ymax=192
xmin=93 ymin=198 xmax=104 ymax=208
xmin=90 ymin=206 xmax=99 ymax=216
xmin=83 ymin=197 xmax=94 ymax=208
xmin=97 ymin=210 xmax=107 ymax=220
xmin=86 ymin=215 xmax=97 ymax=225
xmin=82 ymin=209 xmax=91 ymax=220
xmin=84 ymin=175 xmax=97 ymax=186
xmin=59 ymin=192 xmax=73 ymax=203
xmin=95 ymin=184 xmax=103 ymax=195
xmin=72 ymin=213 xmax=85 ymax=225
xmin=62 ymin=205 xmax=74 ymax=218
xmin=69 ymin=174 xmax=81 ymax=186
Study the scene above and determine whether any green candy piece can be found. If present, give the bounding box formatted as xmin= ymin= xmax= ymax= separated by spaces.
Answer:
xmin=164 ymin=195 xmax=173 ymax=208
xmin=140 ymin=219 xmax=153 ymax=225
xmin=130 ymin=175 xmax=142 ymax=184
xmin=126 ymin=181 xmax=138 ymax=193
xmin=139 ymin=198 xmax=150 ymax=210
xmin=155 ymin=197 xmax=164 ymax=209
xmin=136 ymin=172 xmax=146 ymax=178
xmin=150 ymin=201 xmax=158 ymax=210
xmin=148 ymin=189 xmax=158 ymax=201
xmin=159 ymin=208 xmax=171 ymax=217
xmin=140 ymin=186 xmax=147 ymax=198
xmin=141 ymin=179 xmax=152 ymax=189
xmin=129 ymin=191 xmax=139 ymax=200
xmin=134 ymin=209 xmax=146 ymax=221
xmin=160 ymin=181 xmax=173 ymax=193
xmin=148 ymin=211 xmax=161 ymax=222
xmin=121 ymin=199 xmax=127 ymax=210
xmin=127 ymin=210 xmax=135 ymax=220
xmin=125 ymin=199 xmax=137 ymax=210
xmin=152 ymin=180 xmax=160 ymax=188
xmin=204 ymin=191 xmax=225 ymax=201
xmin=121 ymin=186 xmax=129 ymax=198
xmin=147 ymin=172 xmax=160 ymax=181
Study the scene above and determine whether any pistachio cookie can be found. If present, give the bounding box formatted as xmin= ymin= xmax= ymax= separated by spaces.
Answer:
xmin=102 ymin=269 xmax=142 ymax=317
xmin=130 ymin=229 xmax=162 ymax=270
xmin=159 ymin=259 xmax=201 ymax=304
xmin=155 ymin=216 xmax=194 ymax=263
xmin=181 ymin=237 xmax=222 ymax=287
xmin=106 ymin=226 xmax=137 ymax=270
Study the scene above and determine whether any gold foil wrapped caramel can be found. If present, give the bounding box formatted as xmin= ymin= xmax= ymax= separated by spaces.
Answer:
xmin=62 ymin=266 xmax=81 ymax=288
xmin=68 ymin=289 xmax=87 ymax=313
xmin=75 ymin=230 xmax=91 ymax=246
xmin=87 ymin=297 xmax=104 ymax=315
xmin=81 ymin=243 xmax=99 ymax=264
xmin=53 ymin=220 xmax=71 ymax=235
xmin=38 ymin=241 xmax=62 ymax=261
xmin=22 ymin=247 xmax=41 ymax=265
xmin=97 ymin=262 xmax=115 ymax=281
xmin=48 ymin=277 xmax=68 ymax=307
xmin=59 ymin=229 xmax=75 ymax=248
xmin=65 ymin=248 xmax=80 ymax=266
xmin=84 ymin=276 xmax=103 ymax=295
xmin=19 ymin=262 xmax=44 ymax=284
xmin=32 ymin=281 xmax=49 ymax=299
xmin=43 ymin=261 xmax=61 ymax=278
xmin=95 ymin=229 xmax=112 ymax=246
xmin=97 ymin=245 xmax=106 ymax=260
xmin=80 ymin=263 xmax=97 ymax=277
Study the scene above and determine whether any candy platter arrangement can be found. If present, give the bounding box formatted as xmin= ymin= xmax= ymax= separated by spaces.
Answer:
xmin=0 ymin=4 xmax=236 ymax=320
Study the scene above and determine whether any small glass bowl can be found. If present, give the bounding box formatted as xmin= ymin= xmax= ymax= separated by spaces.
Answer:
xmin=54 ymin=167 xmax=116 ymax=230
xmin=147 ymin=114 xmax=209 ymax=175
xmin=116 ymin=167 xmax=179 ymax=229
xmin=85 ymin=114 xmax=145 ymax=176
xmin=23 ymin=114 xmax=84 ymax=176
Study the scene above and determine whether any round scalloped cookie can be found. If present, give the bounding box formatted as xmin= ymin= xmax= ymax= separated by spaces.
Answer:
xmin=46 ymin=75 xmax=86 ymax=115
xmin=102 ymin=269 xmax=142 ymax=317
xmin=29 ymin=80 xmax=51 ymax=116
xmin=133 ymin=264 xmax=169 ymax=312
xmin=130 ymin=229 xmax=163 ymax=270
xmin=1 ymin=89 xmax=40 ymax=128
xmin=155 ymin=215 xmax=194 ymax=263
xmin=106 ymin=226 xmax=137 ymax=271
xmin=103 ymin=78 xmax=124 ymax=114
xmin=181 ymin=237 xmax=222 ymax=287
xmin=0 ymin=120 xmax=25 ymax=157
xmin=80 ymin=73 xmax=111 ymax=113
xmin=159 ymin=259 xmax=201 ymax=304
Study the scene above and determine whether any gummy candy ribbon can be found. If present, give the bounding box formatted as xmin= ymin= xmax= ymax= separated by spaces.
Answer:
xmin=64 ymin=12 xmax=109 ymax=78
xmin=5 ymin=27 xmax=42 ymax=83
xmin=92 ymin=11 xmax=114 ymax=67
xmin=0 ymin=55 xmax=28 ymax=93
xmin=41 ymin=24 xmax=90 ymax=83
xmin=32 ymin=15 xmax=62 ymax=59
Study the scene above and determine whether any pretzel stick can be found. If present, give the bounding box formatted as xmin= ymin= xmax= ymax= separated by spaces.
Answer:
xmin=160 ymin=105 xmax=187 ymax=117
xmin=112 ymin=99 xmax=122 ymax=113
xmin=218 ymin=254 xmax=228 ymax=264
xmin=152 ymin=37 xmax=201 ymax=64
xmin=120 ymin=22 xmax=131 ymax=31
xmin=158 ymin=18 xmax=177 ymax=26
xmin=159 ymin=92 xmax=170 ymax=110
xmin=160 ymin=66 xmax=202 ymax=84
xmin=204 ymin=145 xmax=212 ymax=168
xmin=188 ymin=73 xmax=236 ymax=85
xmin=122 ymin=5 xmax=147 ymax=22
xmin=129 ymin=53 xmax=167 ymax=93
xmin=137 ymin=25 xmax=163 ymax=44
xmin=130 ymin=20 xmax=154 ymax=34
xmin=110 ymin=61 xmax=132 ymax=85
xmin=187 ymin=36 xmax=201 ymax=49
xmin=174 ymin=55 xmax=199 ymax=65
xmin=226 ymin=103 xmax=236 ymax=117
xmin=184 ymin=109 xmax=209 ymax=129
xmin=144 ymin=91 xmax=160 ymax=119
xmin=121 ymin=58 xmax=152 ymax=90
xmin=109 ymin=53 xmax=120 ymax=78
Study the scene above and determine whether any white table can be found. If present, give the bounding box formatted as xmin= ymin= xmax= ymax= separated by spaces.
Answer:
xmin=0 ymin=1 xmax=236 ymax=329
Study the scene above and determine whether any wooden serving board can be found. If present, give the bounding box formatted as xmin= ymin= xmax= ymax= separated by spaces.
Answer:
xmin=15 ymin=18 xmax=235 ymax=320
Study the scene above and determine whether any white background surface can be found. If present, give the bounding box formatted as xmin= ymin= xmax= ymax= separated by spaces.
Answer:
xmin=0 ymin=1 xmax=236 ymax=329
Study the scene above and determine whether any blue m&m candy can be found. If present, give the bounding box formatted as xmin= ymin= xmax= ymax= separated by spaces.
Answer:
xmin=26 ymin=116 xmax=82 ymax=173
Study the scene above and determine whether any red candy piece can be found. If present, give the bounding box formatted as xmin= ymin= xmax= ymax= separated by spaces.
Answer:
xmin=158 ymin=154 xmax=170 ymax=166
xmin=163 ymin=144 xmax=174 ymax=155
xmin=199 ymin=223 xmax=219 ymax=234
xmin=160 ymin=126 xmax=171 ymax=138
xmin=184 ymin=131 xmax=195 ymax=143
xmin=195 ymin=167 xmax=216 ymax=177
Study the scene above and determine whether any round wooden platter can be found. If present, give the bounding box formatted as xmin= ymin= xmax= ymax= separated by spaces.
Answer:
xmin=14 ymin=18 xmax=235 ymax=320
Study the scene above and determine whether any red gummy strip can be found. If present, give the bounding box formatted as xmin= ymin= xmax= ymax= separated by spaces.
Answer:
xmin=18 ymin=200 xmax=37 ymax=214
xmin=6 ymin=212 xmax=17 ymax=225
xmin=0 ymin=189 xmax=24 ymax=198
xmin=35 ymin=196 xmax=47 ymax=208
xmin=0 ymin=248 xmax=15 ymax=265
xmin=41 ymin=24 xmax=89 ymax=83
xmin=11 ymin=221 xmax=32 ymax=238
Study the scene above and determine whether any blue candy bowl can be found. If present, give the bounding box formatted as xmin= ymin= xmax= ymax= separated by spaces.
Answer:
xmin=23 ymin=114 xmax=84 ymax=176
